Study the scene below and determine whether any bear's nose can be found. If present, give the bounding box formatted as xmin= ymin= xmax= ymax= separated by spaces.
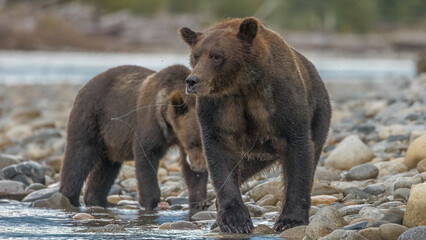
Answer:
xmin=185 ymin=75 xmax=200 ymax=94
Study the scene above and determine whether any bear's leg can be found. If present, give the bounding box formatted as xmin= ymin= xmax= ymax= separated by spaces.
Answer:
xmin=134 ymin=133 xmax=167 ymax=211
xmin=59 ymin=143 xmax=102 ymax=206
xmin=84 ymin=159 xmax=121 ymax=207
xmin=274 ymin=135 xmax=315 ymax=231
xmin=311 ymin=106 xmax=331 ymax=166
xmin=180 ymin=154 xmax=209 ymax=211
xmin=204 ymin=142 xmax=253 ymax=233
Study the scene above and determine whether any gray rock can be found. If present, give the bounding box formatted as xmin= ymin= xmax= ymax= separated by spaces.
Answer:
xmin=22 ymin=128 xmax=62 ymax=145
xmin=345 ymin=163 xmax=379 ymax=181
xmin=262 ymin=211 xmax=278 ymax=220
xmin=0 ymin=164 xmax=18 ymax=179
xmin=191 ymin=211 xmax=216 ymax=221
xmin=11 ymin=173 xmax=33 ymax=185
xmin=318 ymin=229 xmax=355 ymax=240
xmin=359 ymin=227 xmax=380 ymax=239
xmin=339 ymin=204 xmax=371 ymax=216
xmin=342 ymin=187 xmax=368 ymax=200
xmin=379 ymin=223 xmax=408 ymax=240
xmin=381 ymin=208 xmax=405 ymax=225
xmin=315 ymin=167 xmax=341 ymax=181
xmin=15 ymin=161 xmax=45 ymax=184
xmin=394 ymin=188 xmax=410 ymax=201
xmin=252 ymin=224 xmax=275 ymax=234
xmin=31 ymin=192 xmax=75 ymax=210
xmin=305 ymin=207 xmax=347 ymax=240
xmin=398 ymin=226 xmax=426 ymax=240
xmin=0 ymin=179 xmax=26 ymax=194
xmin=279 ymin=225 xmax=306 ymax=240
xmin=394 ymin=178 xmax=413 ymax=190
xmin=25 ymin=183 xmax=46 ymax=192
xmin=22 ymin=187 xmax=59 ymax=202
xmin=342 ymin=221 xmax=368 ymax=230
xmin=246 ymin=204 xmax=266 ymax=217
xmin=325 ymin=135 xmax=374 ymax=170
xmin=377 ymin=201 xmax=404 ymax=209
xmin=0 ymin=154 xmax=22 ymax=170
xmin=169 ymin=221 xmax=200 ymax=230
xmin=363 ymin=183 xmax=386 ymax=195
xmin=359 ymin=207 xmax=384 ymax=220
xmin=248 ymin=179 xmax=281 ymax=202
xmin=165 ymin=196 xmax=188 ymax=205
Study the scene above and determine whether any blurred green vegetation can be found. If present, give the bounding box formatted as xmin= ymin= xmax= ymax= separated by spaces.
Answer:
xmin=17 ymin=0 xmax=426 ymax=33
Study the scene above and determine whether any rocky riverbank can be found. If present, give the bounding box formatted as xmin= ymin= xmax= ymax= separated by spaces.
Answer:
xmin=1 ymin=74 xmax=426 ymax=239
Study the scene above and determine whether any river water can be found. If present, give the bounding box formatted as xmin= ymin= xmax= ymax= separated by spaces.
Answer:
xmin=0 ymin=51 xmax=416 ymax=84
xmin=0 ymin=201 xmax=280 ymax=240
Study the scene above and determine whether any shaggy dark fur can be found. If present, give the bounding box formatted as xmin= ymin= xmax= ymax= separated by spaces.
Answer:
xmin=180 ymin=17 xmax=331 ymax=233
xmin=59 ymin=65 xmax=208 ymax=210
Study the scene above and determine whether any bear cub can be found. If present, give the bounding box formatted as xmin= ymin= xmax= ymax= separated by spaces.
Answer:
xmin=59 ymin=65 xmax=208 ymax=211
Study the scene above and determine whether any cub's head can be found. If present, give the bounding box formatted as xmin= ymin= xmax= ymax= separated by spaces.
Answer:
xmin=179 ymin=17 xmax=262 ymax=96
xmin=167 ymin=90 xmax=207 ymax=172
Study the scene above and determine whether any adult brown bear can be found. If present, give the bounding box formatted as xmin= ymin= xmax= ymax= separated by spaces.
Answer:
xmin=59 ymin=65 xmax=208 ymax=211
xmin=179 ymin=17 xmax=331 ymax=233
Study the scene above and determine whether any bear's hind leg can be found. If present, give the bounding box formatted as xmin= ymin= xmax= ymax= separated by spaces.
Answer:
xmin=59 ymin=143 xmax=102 ymax=206
xmin=84 ymin=159 xmax=122 ymax=207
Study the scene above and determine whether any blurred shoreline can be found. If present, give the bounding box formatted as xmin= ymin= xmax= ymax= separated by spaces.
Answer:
xmin=1 ymin=1 xmax=425 ymax=55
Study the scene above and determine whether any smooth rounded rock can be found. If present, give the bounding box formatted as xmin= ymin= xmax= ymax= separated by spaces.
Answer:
xmin=305 ymin=207 xmax=348 ymax=240
xmin=0 ymin=154 xmax=21 ymax=170
xmin=0 ymin=179 xmax=26 ymax=194
xmin=191 ymin=211 xmax=216 ymax=221
xmin=22 ymin=187 xmax=58 ymax=202
xmin=169 ymin=221 xmax=200 ymax=230
xmin=404 ymin=135 xmax=426 ymax=169
xmin=165 ymin=196 xmax=188 ymax=205
xmin=31 ymin=192 xmax=74 ymax=210
xmin=403 ymin=183 xmax=426 ymax=227
xmin=107 ymin=195 xmax=133 ymax=205
xmin=398 ymin=226 xmax=426 ymax=240
xmin=246 ymin=204 xmax=267 ymax=217
xmin=279 ymin=225 xmax=306 ymax=240
xmin=325 ymin=135 xmax=375 ymax=170
xmin=378 ymin=223 xmax=408 ymax=240
xmin=416 ymin=159 xmax=426 ymax=173
xmin=25 ymin=183 xmax=46 ymax=192
xmin=359 ymin=227 xmax=380 ymax=240
xmin=256 ymin=193 xmax=278 ymax=206
xmin=394 ymin=188 xmax=410 ymax=202
xmin=345 ymin=163 xmax=379 ymax=181
xmin=363 ymin=183 xmax=386 ymax=195
xmin=120 ymin=178 xmax=137 ymax=191
xmin=252 ymin=224 xmax=274 ymax=234
xmin=159 ymin=222 xmax=171 ymax=230
xmin=311 ymin=195 xmax=338 ymax=206
xmin=359 ymin=207 xmax=384 ymax=220
xmin=374 ymin=161 xmax=408 ymax=178
xmin=249 ymin=179 xmax=281 ymax=202
xmin=73 ymin=213 xmax=95 ymax=220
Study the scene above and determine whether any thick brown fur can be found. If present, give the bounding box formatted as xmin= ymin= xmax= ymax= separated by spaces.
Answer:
xmin=180 ymin=17 xmax=331 ymax=233
xmin=59 ymin=65 xmax=208 ymax=210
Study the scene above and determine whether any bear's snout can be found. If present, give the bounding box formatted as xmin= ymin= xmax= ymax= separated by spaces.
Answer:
xmin=185 ymin=75 xmax=200 ymax=94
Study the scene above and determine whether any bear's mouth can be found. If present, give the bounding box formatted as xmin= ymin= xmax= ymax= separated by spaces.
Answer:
xmin=185 ymin=85 xmax=197 ymax=95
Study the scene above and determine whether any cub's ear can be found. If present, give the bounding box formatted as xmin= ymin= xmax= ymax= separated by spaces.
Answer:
xmin=237 ymin=17 xmax=258 ymax=44
xmin=179 ymin=27 xmax=202 ymax=46
xmin=169 ymin=90 xmax=188 ymax=116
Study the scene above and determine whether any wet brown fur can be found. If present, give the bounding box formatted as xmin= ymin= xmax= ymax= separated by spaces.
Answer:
xmin=180 ymin=17 xmax=331 ymax=233
xmin=59 ymin=65 xmax=208 ymax=210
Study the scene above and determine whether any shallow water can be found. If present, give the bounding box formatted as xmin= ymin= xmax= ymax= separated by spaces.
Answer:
xmin=0 ymin=201 xmax=281 ymax=239
xmin=0 ymin=51 xmax=416 ymax=84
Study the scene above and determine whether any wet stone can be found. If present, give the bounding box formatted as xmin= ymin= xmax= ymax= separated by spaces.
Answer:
xmin=362 ymin=183 xmax=386 ymax=195
xmin=25 ymin=183 xmax=46 ymax=192
xmin=165 ymin=196 xmax=188 ymax=205
xmin=279 ymin=225 xmax=306 ymax=240
xmin=169 ymin=221 xmax=200 ymax=230
xmin=191 ymin=211 xmax=216 ymax=221
xmin=31 ymin=192 xmax=74 ymax=210
xmin=252 ymin=224 xmax=275 ymax=234
xmin=22 ymin=187 xmax=59 ymax=202
xmin=342 ymin=221 xmax=368 ymax=230
xmin=378 ymin=223 xmax=408 ymax=240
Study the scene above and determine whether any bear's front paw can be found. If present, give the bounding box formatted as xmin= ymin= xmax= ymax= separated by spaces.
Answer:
xmin=273 ymin=215 xmax=308 ymax=232
xmin=139 ymin=196 xmax=160 ymax=211
xmin=216 ymin=204 xmax=253 ymax=233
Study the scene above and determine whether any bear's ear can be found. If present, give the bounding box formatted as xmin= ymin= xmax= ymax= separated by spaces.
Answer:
xmin=169 ymin=90 xmax=188 ymax=116
xmin=179 ymin=27 xmax=202 ymax=46
xmin=237 ymin=17 xmax=258 ymax=44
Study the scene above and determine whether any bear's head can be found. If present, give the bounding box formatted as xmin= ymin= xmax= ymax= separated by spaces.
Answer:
xmin=179 ymin=17 xmax=262 ymax=96
xmin=167 ymin=90 xmax=207 ymax=172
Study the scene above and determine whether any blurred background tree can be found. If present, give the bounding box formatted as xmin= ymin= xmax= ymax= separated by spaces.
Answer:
xmin=58 ymin=0 xmax=426 ymax=33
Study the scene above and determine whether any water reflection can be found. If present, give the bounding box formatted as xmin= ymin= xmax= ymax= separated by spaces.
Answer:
xmin=0 ymin=202 xmax=281 ymax=239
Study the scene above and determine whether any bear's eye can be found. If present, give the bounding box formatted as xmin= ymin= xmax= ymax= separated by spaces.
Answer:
xmin=210 ymin=54 xmax=223 ymax=62
xmin=193 ymin=55 xmax=199 ymax=63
